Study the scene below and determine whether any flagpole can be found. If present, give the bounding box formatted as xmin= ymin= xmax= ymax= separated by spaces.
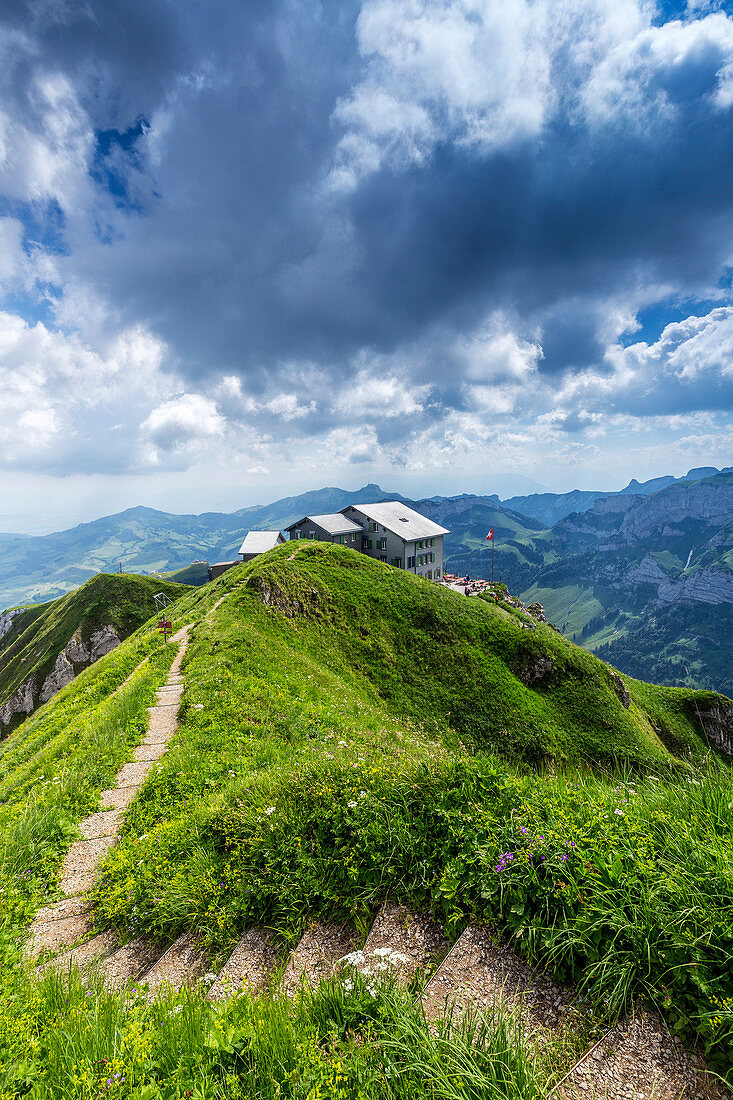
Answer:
xmin=491 ymin=534 xmax=494 ymax=583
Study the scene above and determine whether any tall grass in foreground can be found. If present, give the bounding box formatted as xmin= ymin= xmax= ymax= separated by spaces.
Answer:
xmin=0 ymin=967 xmax=544 ymax=1100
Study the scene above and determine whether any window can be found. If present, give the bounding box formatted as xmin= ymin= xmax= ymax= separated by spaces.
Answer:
xmin=429 ymin=552 xmax=435 ymax=563
xmin=337 ymin=534 xmax=346 ymax=544
xmin=378 ymin=538 xmax=387 ymax=551
xmin=391 ymin=557 xmax=402 ymax=567
xmin=350 ymin=533 xmax=356 ymax=542
xmin=380 ymin=555 xmax=387 ymax=562
xmin=407 ymin=555 xmax=415 ymax=569
xmin=363 ymin=538 xmax=373 ymax=550
xmin=308 ymin=530 xmax=316 ymax=538
xmin=368 ymin=520 xmax=377 ymax=532
xmin=436 ymin=568 xmax=441 ymax=578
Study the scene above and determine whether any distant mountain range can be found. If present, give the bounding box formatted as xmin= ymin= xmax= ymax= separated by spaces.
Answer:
xmin=0 ymin=468 xmax=730 ymax=695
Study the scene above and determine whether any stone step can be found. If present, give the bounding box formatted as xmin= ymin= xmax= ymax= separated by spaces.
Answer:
xmin=132 ymin=740 xmax=169 ymax=764
xmin=26 ymin=908 xmax=93 ymax=957
xmin=37 ymin=930 xmax=119 ymax=975
xmin=422 ymin=924 xmax=574 ymax=1040
xmin=34 ymin=895 xmax=90 ymax=924
xmin=79 ymin=809 xmax=123 ymax=840
xmin=281 ymin=922 xmax=358 ymax=996
xmin=99 ymin=937 xmax=167 ymax=992
xmin=58 ymin=836 xmax=117 ymax=896
xmin=558 ymin=1012 xmax=729 ymax=1100
xmin=114 ymin=761 xmax=155 ymax=788
xmin=100 ymin=785 xmax=139 ymax=810
xmin=207 ymin=928 xmax=279 ymax=1001
xmin=346 ymin=903 xmax=450 ymax=985
xmin=140 ymin=930 xmax=209 ymax=996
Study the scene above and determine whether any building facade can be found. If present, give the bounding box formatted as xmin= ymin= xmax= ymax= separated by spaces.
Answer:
xmin=339 ymin=502 xmax=448 ymax=580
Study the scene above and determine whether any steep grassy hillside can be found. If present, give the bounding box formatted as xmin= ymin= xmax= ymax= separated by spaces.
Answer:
xmin=0 ymin=573 xmax=190 ymax=735
xmin=1 ymin=545 xmax=731 ymax=1095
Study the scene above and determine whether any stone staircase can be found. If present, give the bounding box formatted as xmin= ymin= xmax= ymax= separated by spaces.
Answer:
xmin=28 ymin=893 xmax=730 ymax=1099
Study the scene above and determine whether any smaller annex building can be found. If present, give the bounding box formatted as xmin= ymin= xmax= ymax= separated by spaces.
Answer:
xmin=284 ymin=513 xmax=363 ymax=547
xmin=238 ymin=530 xmax=285 ymax=562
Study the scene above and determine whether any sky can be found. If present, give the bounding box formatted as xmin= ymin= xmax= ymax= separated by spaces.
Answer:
xmin=1 ymin=0 xmax=733 ymax=532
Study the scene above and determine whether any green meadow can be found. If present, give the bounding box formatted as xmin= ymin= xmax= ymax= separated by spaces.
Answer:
xmin=0 ymin=543 xmax=731 ymax=1097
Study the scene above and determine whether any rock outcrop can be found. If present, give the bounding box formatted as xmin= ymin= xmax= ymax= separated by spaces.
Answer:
xmin=2 ymin=625 xmax=121 ymax=727
xmin=0 ymin=608 xmax=23 ymax=643
xmin=620 ymin=480 xmax=733 ymax=542
xmin=695 ymin=700 xmax=733 ymax=758
xmin=0 ymin=677 xmax=36 ymax=727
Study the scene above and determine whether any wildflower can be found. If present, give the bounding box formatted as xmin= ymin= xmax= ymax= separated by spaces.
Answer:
xmin=614 ymin=809 xmax=624 ymax=816
xmin=264 ymin=806 xmax=276 ymax=815
xmin=519 ymin=826 xmax=528 ymax=835
xmin=347 ymin=800 xmax=357 ymax=808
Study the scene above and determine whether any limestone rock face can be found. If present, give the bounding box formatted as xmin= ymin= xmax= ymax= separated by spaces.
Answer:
xmin=696 ymin=701 xmax=733 ymax=758
xmin=40 ymin=650 xmax=75 ymax=704
xmin=37 ymin=626 xmax=121 ymax=708
xmin=620 ymin=481 xmax=733 ymax=542
xmin=65 ymin=630 xmax=90 ymax=663
xmin=0 ymin=608 xmax=22 ymax=643
xmin=0 ymin=677 xmax=36 ymax=726
xmin=610 ymin=671 xmax=631 ymax=709
xmin=90 ymin=625 xmax=121 ymax=661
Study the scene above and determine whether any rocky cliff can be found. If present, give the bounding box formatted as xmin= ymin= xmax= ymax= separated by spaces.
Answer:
xmin=620 ymin=477 xmax=733 ymax=542
xmin=0 ymin=573 xmax=189 ymax=737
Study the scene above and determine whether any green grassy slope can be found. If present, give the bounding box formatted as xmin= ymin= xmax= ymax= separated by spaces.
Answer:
xmin=214 ymin=542 xmax=721 ymax=769
xmin=83 ymin=544 xmax=732 ymax=1074
xmin=1 ymin=545 xmax=732 ymax=1092
xmin=0 ymin=573 xmax=190 ymax=735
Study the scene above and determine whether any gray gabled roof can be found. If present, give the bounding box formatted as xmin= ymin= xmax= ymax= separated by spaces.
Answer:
xmin=285 ymin=513 xmax=363 ymax=536
xmin=238 ymin=530 xmax=284 ymax=555
xmin=344 ymin=501 xmax=449 ymax=541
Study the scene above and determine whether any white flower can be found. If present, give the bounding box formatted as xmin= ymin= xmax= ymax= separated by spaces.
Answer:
xmin=614 ymin=809 xmax=624 ymax=816
xmin=264 ymin=806 xmax=276 ymax=815
xmin=340 ymin=950 xmax=365 ymax=967
xmin=172 ymin=1004 xmax=184 ymax=1015
xmin=193 ymin=703 xmax=204 ymax=710
xmin=347 ymin=800 xmax=357 ymax=808
xmin=203 ymin=972 xmax=217 ymax=984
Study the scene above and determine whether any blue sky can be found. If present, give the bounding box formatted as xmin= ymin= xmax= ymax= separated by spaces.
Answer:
xmin=0 ymin=0 xmax=732 ymax=531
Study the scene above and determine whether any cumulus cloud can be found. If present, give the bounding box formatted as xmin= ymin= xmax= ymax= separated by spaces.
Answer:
xmin=140 ymin=394 xmax=225 ymax=461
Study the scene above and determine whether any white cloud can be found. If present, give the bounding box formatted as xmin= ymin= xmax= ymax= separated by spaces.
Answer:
xmin=140 ymin=393 xmax=226 ymax=461
xmin=454 ymin=319 xmax=543 ymax=383
xmin=582 ymin=11 xmax=733 ymax=123
xmin=336 ymin=372 xmax=428 ymax=418
xmin=331 ymin=0 xmax=733 ymax=186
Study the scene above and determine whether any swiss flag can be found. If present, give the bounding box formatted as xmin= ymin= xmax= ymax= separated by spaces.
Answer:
xmin=486 ymin=528 xmax=494 ymax=541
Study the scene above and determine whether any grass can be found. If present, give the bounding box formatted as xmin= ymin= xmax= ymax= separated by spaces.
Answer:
xmin=0 ymin=967 xmax=545 ymax=1100
xmin=0 ymin=543 xmax=731 ymax=1093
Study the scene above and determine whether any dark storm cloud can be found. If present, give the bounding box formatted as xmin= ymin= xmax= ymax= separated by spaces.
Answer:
xmin=3 ymin=0 xmax=733 ymax=442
